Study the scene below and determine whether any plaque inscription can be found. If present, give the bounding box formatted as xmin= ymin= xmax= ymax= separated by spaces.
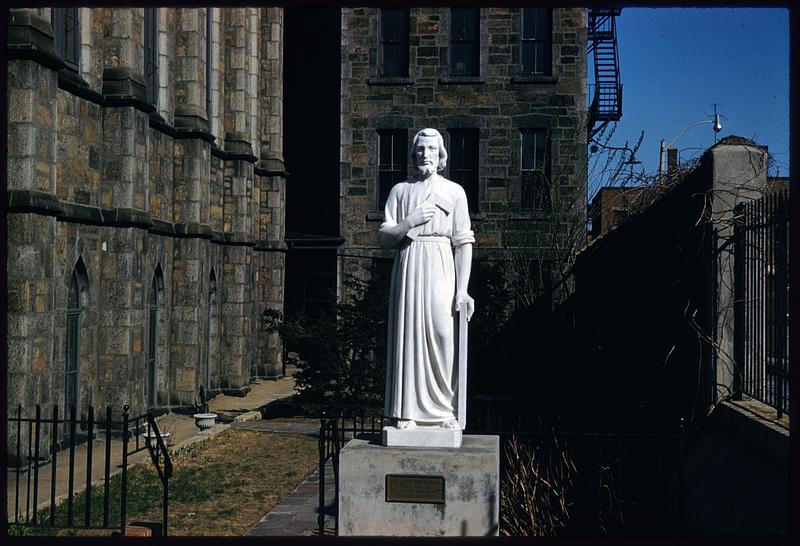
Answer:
xmin=385 ymin=474 xmax=445 ymax=504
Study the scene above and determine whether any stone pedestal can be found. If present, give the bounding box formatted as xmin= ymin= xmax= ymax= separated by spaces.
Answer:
xmin=339 ymin=434 xmax=499 ymax=536
xmin=382 ymin=425 xmax=461 ymax=448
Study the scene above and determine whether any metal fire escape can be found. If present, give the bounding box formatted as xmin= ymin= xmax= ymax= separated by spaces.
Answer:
xmin=588 ymin=8 xmax=623 ymax=141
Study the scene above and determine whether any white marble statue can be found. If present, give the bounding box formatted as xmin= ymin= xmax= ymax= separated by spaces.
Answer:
xmin=379 ymin=128 xmax=475 ymax=433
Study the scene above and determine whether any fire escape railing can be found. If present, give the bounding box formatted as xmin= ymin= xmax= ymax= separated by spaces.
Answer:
xmin=588 ymin=8 xmax=623 ymax=141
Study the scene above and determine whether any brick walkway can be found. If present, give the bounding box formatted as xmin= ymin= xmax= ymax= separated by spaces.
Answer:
xmin=245 ymin=460 xmax=336 ymax=536
xmin=235 ymin=418 xmax=335 ymax=536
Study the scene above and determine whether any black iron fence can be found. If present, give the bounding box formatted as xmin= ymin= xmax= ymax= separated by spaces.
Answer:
xmin=7 ymin=404 xmax=172 ymax=536
xmin=317 ymin=412 xmax=683 ymax=536
xmin=317 ymin=411 xmax=386 ymax=536
xmin=733 ymin=190 xmax=790 ymax=417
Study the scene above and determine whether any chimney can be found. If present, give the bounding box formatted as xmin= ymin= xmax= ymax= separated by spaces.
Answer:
xmin=667 ymin=148 xmax=678 ymax=174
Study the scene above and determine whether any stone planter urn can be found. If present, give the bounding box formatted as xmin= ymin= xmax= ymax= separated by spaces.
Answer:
xmin=193 ymin=413 xmax=218 ymax=433
xmin=144 ymin=430 xmax=171 ymax=450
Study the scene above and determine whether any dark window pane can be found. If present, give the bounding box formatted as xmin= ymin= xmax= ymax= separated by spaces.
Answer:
xmin=522 ymin=8 xmax=535 ymax=38
xmin=521 ymin=130 xmax=550 ymax=211
xmin=451 ymin=9 xmax=465 ymax=40
xmin=379 ymin=172 xmax=393 ymax=208
xmin=462 ymin=9 xmax=478 ymax=40
xmin=520 ymin=171 xmax=551 ymax=212
xmin=521 ymin=170 xmax=535 ymax=211
xmin=466 ymin=44 xmax=478 ymax=75
xmin=380 ymin=8 xmax=409 ymax=77
xmin=451 ymin=43 xmax=465 ymax=74
xmin=149 ymin=277 xmax=158 ymax=307
xmin=450 ymin=8 xmax=479 ymax=76
xmin=391 ymin=131 xmax=405 ymax=169
xmin=382 ymin=8 xmax=407 ymax=41
xmin=449 ymin=129 xmax=479 ymax=212
xmin=523 ymin=8 xmax=549 ymax=39
xmin=535 ymin=10 xmax=550 ymax=39
xmin=68 ymin=270 xmax=79 ymax=309
xmin=145 ymin=8 xmax=159 ymax=105
xmin=521 ymin=8 xmax=552 ymax=75
xmin=383 ymin=44 xmax=397 ymax=77
xmin=53 ymin=9 xmax=65 ymax=59
xmin=65 ymin=270 xmax=81 ymax=424
xmin=378 ymin=129 xmax=408 ymax=209
xmin=53 ymin=8 xmax=80 ymax=71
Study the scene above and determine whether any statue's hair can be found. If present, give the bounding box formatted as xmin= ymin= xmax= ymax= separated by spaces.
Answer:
xmin=410 ymin=128 xmax=448 ymax=171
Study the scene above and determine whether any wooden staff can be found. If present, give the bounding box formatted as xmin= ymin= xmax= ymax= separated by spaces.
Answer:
xmin=457 ymin=308 xmax=468 ymax=430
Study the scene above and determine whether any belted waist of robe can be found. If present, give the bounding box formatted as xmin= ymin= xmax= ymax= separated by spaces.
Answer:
xmin=411 ymin=235 xmax=450 ymax=243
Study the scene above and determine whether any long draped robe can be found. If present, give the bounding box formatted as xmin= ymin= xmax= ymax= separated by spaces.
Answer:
xmin=380 ymin=175 xmax=475 ymax=423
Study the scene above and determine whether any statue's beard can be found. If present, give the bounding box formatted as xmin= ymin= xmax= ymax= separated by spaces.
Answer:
xmin=416 ymin=163 xmax=436 ymax=179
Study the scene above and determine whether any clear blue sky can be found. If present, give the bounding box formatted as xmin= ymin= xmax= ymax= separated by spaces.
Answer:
xmin=589 ymin=8 xmax=790 ymax=197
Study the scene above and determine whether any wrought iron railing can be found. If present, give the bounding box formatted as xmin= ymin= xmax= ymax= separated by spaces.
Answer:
xmin=733 ymin=190 xmax=790 ymax=417
xmin=7 ymin=404 xmax=171 ymax=536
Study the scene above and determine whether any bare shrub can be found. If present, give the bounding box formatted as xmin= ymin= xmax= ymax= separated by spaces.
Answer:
xmin=500 ymin=434 xmax=576 ymax=536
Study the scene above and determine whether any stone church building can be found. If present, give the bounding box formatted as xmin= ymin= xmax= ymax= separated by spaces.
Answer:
xmin=6 ymin=7 xmax=595 ymax=427
xmin=7 ymin=7 xmax=287 ymax=421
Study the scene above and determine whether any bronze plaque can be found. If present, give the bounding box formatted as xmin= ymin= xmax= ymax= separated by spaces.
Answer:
xmin=385 ymin=474 xmax=445 ymax=504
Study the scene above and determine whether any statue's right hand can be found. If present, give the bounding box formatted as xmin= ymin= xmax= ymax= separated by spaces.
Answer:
xmin=405 ymin=204 xmax=438 ymax=228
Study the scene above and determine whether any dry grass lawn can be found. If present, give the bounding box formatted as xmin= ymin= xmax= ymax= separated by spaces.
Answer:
xmin=14 ymin=428 xmax=319 ymax=537
xmin=156 ymin=429 xmax=319 ymax=536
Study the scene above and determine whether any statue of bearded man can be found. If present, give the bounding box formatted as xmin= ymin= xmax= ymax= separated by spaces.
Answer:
xmin=379 ymin=128 xmax=475 ymax=432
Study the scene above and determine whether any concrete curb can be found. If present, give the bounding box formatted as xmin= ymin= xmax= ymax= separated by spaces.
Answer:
xmin=234 ymin=410 xmax=263 ymax=423
xmin=169 ymin=424 xmax=230 ymax=452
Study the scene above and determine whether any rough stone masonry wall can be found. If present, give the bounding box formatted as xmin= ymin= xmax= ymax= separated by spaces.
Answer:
xmin=7 ymin=35 xmax=61 ymax=422
xmin=255 ymin=7 xmax=287 ymax=378
xmin=219 ymin=7 xmax=255 ymax=392
xmin=6 ymin=7 xmax=287 ymax=450
xmin=339 ymin=7 xmax=587 ymax=288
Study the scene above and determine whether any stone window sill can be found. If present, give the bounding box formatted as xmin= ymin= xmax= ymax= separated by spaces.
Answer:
xmin=510 ymin=75 xmax=558 ymax=84
xmin=716 ymin=399 xmax=789 ymax=467
xmin=367 ymin=77 xmax=414 ymax=86
xmin=509 ymin=212 xmax=552 ymax=221
xmin=438 ymin=76 xmax=486 ymax=85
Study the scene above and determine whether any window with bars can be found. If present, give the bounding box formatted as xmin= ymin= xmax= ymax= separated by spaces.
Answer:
xmin=65 ymin=270 xmax=80 ymax=422
xmin=448 ymin=129 xmax=479 ymax=212
xmin=380 ymin=8 xmax=409 ymax=77
xmin=450 ymin=8 xmax=480 ymax=76
xmin=147 ymin=275 xmax=159 ymax=408
xmin=520 ymin=129 xmax=551 ymax=211
xmin=521 ymin=8 xmax=552 ymax=76
xmin=52 ymin=7 xmax=80 ymax=72
xmin=145 ymin=8 xmax=159 ymax=106
xmin=378 ymin=129 xmax=408 ymax=210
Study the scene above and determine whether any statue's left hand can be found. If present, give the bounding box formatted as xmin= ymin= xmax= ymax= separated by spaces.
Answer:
xmin=454 ymin=292 xmax=475 ymax=322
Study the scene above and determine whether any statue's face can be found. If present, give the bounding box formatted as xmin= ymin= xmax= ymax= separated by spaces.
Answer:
xmin=415 ymin=135 xmax=439 ymax=177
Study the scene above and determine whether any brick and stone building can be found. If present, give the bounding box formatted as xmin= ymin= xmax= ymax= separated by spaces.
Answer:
xmin=6 ymin=7 xmax=287 ymax=429
xmin=339 ymin=7 xmax=589 ymax=296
